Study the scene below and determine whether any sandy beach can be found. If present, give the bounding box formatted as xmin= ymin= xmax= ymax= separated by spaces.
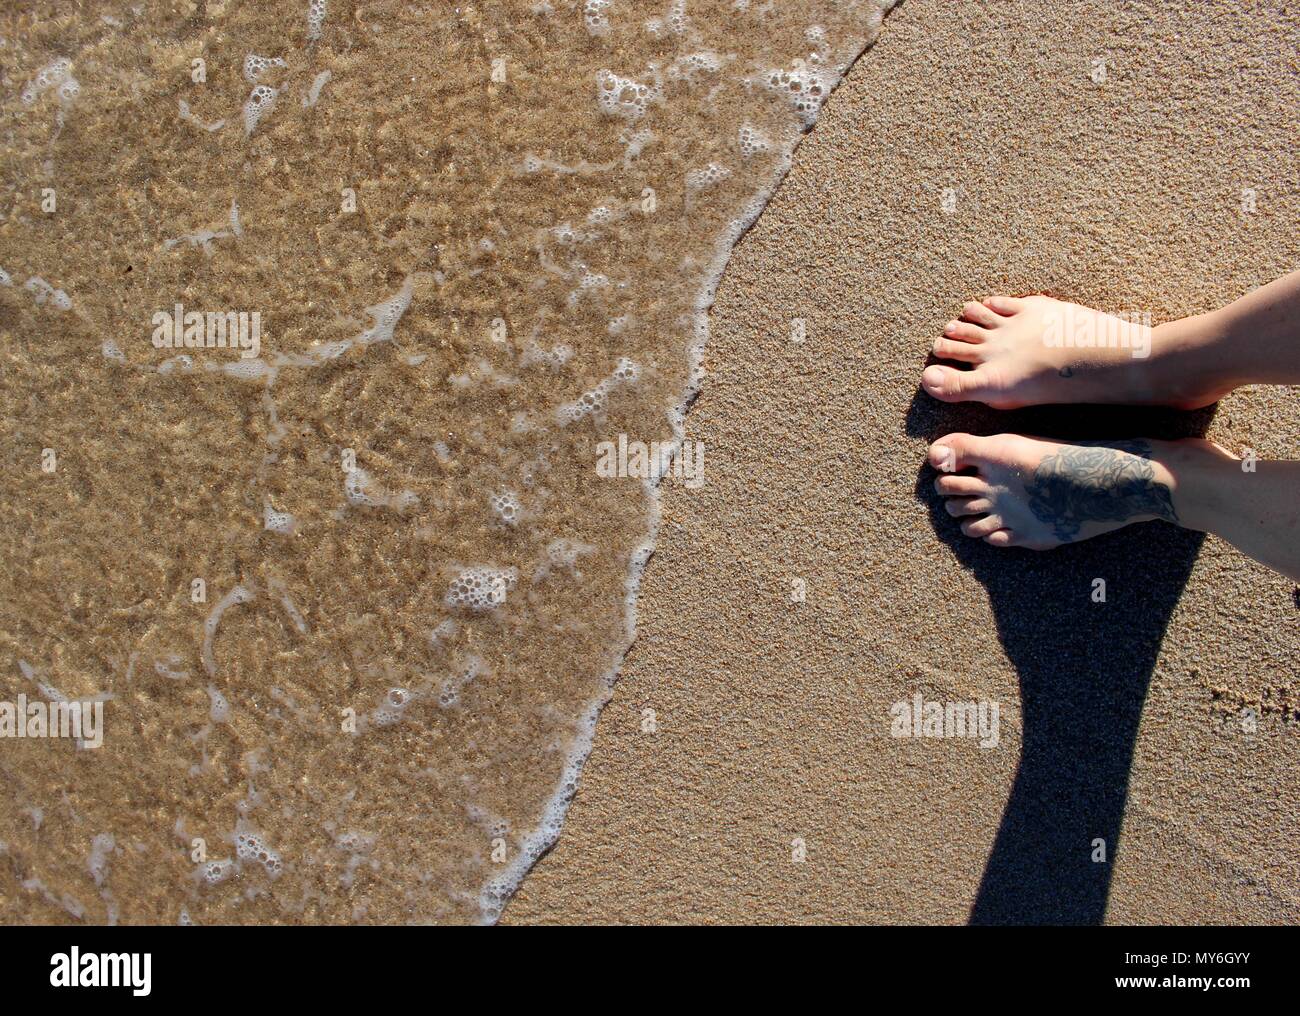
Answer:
xmin=0 ymin=0 xmax=1295 ymax=928
xmin=506 ymin=0 xmax=1300 ymax=923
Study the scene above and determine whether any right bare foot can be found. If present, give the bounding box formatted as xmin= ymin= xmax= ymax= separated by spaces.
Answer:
xmin=921 ymin=295 xmax=1236 ymax=410
xmin=927 ymin=432 xmax=1227 ymax=550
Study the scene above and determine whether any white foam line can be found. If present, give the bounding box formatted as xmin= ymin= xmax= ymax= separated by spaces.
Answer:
xmin=479 ymin=0 xmax=899 ymax=924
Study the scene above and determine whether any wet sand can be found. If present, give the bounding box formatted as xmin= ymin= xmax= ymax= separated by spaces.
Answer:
xmin=506 ymin=0 xmax=1300 ymax=923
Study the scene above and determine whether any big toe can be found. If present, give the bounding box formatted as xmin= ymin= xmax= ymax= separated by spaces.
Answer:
xmin=927 ymin=432 xmax=987 ymax=474
xmin=921 ymin=364 xmax=990 ymax=403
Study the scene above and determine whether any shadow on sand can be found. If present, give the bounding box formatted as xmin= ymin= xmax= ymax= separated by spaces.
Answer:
xmin=905 ymin=389 xmax=1213 ymax=925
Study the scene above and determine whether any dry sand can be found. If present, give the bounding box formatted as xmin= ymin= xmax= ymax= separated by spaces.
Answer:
xmin=506 ymin=0 xmax=1300 ymax=924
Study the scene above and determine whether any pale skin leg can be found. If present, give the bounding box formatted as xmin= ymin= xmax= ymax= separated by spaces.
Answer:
xmin=921 ymin=270 xmax=1300 ymax=409
xmin=922 ymin=272 xmax=1300 ymax=581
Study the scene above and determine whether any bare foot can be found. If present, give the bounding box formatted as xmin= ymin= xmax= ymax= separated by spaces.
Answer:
xmin=921 ymin=295 xmax=1235 ymax=410
xmin=926 ymin=432 xmax=1224 ymax=550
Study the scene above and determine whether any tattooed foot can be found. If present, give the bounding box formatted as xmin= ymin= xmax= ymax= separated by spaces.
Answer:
xmin=926 ymin=433 xmax=1218 ymax=549
xmin=921 ymin=294 xmax=1235 ymax=410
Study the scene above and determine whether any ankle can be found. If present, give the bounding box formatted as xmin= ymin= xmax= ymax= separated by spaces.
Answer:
xmin=1146 ymin=314 xmax=1238 ymax=406
xmin=1158 ymin=437 xmax=1238 ymax=534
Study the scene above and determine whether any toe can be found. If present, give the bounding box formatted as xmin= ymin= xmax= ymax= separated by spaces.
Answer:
xmin=941 ymin=319 xmax=988 ymax=342
xmin=944 ymin=496 xmax=992 ymax=518
xmin=961 ymin=300 xmax=1002 ymax=328
xmin=982 ymin=529 xmax=1017 ymax=547
xmin=933 ymin=474 xmax=986 ymax=496
xmin=921 ymin=364 xmax=990 ymax=403
xmin=982 ymin=295 xmax=1025 ymax=316
xmin=960 ymin=514 xmax=1004 ymax=538
xmin=933 ymin=338 xmax=985 ymax=364
xmin=927 ymin=432 xmax=987 ymax=474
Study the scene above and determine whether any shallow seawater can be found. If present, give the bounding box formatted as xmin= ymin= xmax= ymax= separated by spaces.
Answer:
xmin=0 ymin=0 xmax=893 ymax=923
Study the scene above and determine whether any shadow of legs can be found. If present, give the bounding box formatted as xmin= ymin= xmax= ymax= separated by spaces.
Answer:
xmin=906 ymin=394 xmax=1211 ymax=924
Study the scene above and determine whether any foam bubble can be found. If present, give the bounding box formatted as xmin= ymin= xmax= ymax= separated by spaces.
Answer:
xmin=445 ymin=566 xmax=518 ymax=611
xmin=264 ymin=504 xmax=298 ymax=535
xmin=22 ymin=59 xmax=76 ymax=106
xmin=596 ymin=68 xmax=662 ymax=121
xmin=343 ymin=466 xmax=420 ymax=512
xmin=206 ymin=685 xmax=231 ymax=723
xmin=243 ymin=85 xmax=279 ymax=136
xmin=645 ymin=0 xmax=688 ymax=37
xmin=737 ymin=122 xmax=773 ymax=158
xmin=24 ymin=276 xmax=72 ymax=311
xmin=199 ymin=859 xmax=234 ymax=885
xmin=307 ymin=0 xmax=329 ymax=40
xmin=555 ymin=356 xmax=640 ymax=425
xmin=489 ymin=491 xmax=522 ymax=526
xmin=584 ymin=0 xmax=612 ymax=37
xmin=761 ymin=59 xmax=828 ymax=126
xmin=234 ymin=826 xmax=284 ymax=878
xmin=438 ymin=655 xmax=487 ymax=708
xmin=243 ymin=54 xmax=287 ymax=82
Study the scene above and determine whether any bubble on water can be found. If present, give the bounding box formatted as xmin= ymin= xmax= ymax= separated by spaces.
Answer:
xmin=670 ymin=50 xmax=725 ymax=85
xmin=438 ymin=655 xmax=487 ymax=708
xmin=489 ymin=491 xmax=522 ymax=526
xmin=307 ymin=0 xmax=329 ymax=40
xmin=23 ymin=59 xmax=75 ymax=106
xmin=234 ymin=826 xmax=284 ymax=878
xmin=596 ymin=68 xmax=662 ymax=122
xmin=645 ymin=0 xmax=688 ymax=37
xmin=154 ymin=656 xmax=189 ymax=681
xmin=584 ymin=0 xmax=612 ymax=36
xmin=206 ymin=685 xmax=231 ymax=723
xmin=243 ymin=85 xmax=279 ymax=136
xmin=760 ymin=59 xmax=828 ymax=126
xmin=219 ymin=358 xmax=274 ymax=383
xmin=555 ymin=357 xmax=640 ymax=425
xmin=520 ymin=341 xmax=573 ymax=371
xmin=344 ymin=466 xmax=419 ymax=513
xmin=264 ymin=504 xmax=297 ymax=535
xmin=370 ymin=687 xmax=412 ymax=728
xmin=199 ymin=859 xmax=235 ymax=886
xmin=622 ymin=127 xmax=653 ymax=163
xmin=737 ymin=122 xmax=773 ymax=158
xmin=24 ymin=276 xmax=71 ymax=311
xmin=243 ymin=54 xmax=287 ymax=82
xmin=445 ymin=566 xmax=518 ymax=611
xmin=335 ymin=830 xmax=375 ymax=853
xmin=686 ymin=161 xmax=731 ymax=195
xmin=533 ymin=537 xmax=597 ymax=582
